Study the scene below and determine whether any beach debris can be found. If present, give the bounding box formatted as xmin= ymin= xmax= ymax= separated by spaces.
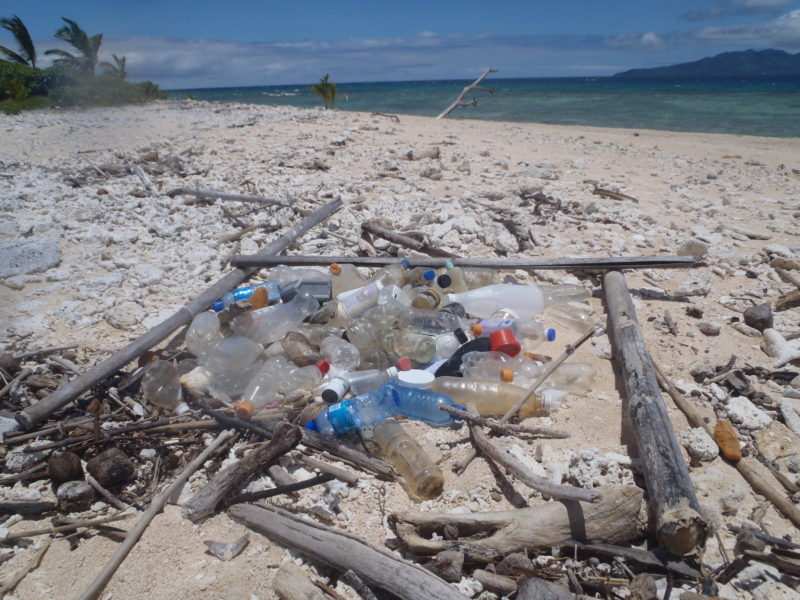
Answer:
xmin=437 ymin=67 xmax=498 ymax=119
xmin=744 ymin=302 xmax=773 ymax=332
xmin=203 ymin=533 xmax=249 ymax=561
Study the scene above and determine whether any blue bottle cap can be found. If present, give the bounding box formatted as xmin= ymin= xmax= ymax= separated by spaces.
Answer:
xmin=400 ymin=259 xmax=411 ymax=269
xmin=304 ymin=420 xmax=319 ymax=431
xmin=212 ymin=300 xmax=224 ymax=312
xmin=546 ymin=328 xmax=556 ymax=342
xmin=423 ymin=269 xmax=436 ymax=281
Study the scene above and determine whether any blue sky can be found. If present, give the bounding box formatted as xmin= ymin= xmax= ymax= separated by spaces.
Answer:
xmin=2 ymin=1 xmax=800 ymax=88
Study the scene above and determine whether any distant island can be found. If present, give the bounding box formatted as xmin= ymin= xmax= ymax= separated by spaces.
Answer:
xmin=613 ymin=49 xmax=800 ymax=80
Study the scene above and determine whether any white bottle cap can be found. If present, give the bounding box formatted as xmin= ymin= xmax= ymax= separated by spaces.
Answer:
xmin=385 ymin=367 xmax=399 ymax=378
xmin=397 ymin=369 xmax=435 ymax=389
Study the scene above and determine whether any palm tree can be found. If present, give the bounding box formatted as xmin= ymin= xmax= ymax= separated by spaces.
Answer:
xmin=0 ymin=14 xmax=37 ymax=67
xmin=100 ymin=54 xmax=127 ymax=80
xmin=309 ymin=74 xmax=336 ymax=109
xmin=44 ymin=17 xmax=102 ymax=75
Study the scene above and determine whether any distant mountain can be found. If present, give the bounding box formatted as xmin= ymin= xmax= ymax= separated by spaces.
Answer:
xmin=614 ymin=49 xmax=800 ymax=80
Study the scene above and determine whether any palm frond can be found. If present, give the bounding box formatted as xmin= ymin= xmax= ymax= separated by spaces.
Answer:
xmin=0 ymin=44 xmax=28 ymax=65
xmin=1 ymin=15 xmax=36 ymax=66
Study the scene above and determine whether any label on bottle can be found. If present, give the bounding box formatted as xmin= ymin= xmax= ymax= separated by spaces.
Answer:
xmin=326 ymin=401 xmax=356 ymax=434
xmin=475 ymin=318 xmax=514 ymax=335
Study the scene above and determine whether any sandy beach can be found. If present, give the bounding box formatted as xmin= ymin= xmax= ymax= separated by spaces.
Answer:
xmin=1 ymin=100 xmax=799 ymax=599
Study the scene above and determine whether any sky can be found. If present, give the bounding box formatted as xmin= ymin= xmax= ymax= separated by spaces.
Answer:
xmin=2 ymin=1 xmax=800 ymax=88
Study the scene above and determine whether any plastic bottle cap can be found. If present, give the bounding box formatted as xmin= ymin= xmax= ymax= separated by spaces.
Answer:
xmin=423 ymin=269 xmax=436 ymax=281
xmin=329 ymin=263 xmax=343 ymax=275
xmin=472 ymin=323 xmax=483 ymax=336
xmin=500 ymin=369 xmax=514 ymax=383
xmin=445 ymin=261 xmax=454 ymax=269
xmin=490 ymin=329 xmax=522 ymax=357
xmin=386 ymin=366 xmax=399 ymax=378
xmin=437 ymin=274 xmax=452 ymax=288
xmin=305 ymin=419 xmax=319 ymax=431
xmin=235 ymin=401 xmax=255 ymax=419
xmin=397 ymin=369 xmax=435 ymax=389
xmin=396 ymin=357 xmax=413 ymax=371
xmin=547 ymin=328 xmax=556 ymax=342
xmin=321 ymin=377 xmax=348 ymax=404
xmin=212 ymin=300 xmax=224 ymax=312
xmin=400 ymin=259 xmax=411 ymax=268
xmin=175 ymin=403 xmax=191 ymax=416
xmin=315 ymin=359 xmax=331 ymax=374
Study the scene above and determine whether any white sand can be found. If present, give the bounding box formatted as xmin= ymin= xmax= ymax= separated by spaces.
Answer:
xmin=0 ymin=100 xmax=799 ymax=599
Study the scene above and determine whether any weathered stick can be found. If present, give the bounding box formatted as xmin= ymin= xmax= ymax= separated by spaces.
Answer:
xmin=230 ymin=502 xmax=469 ymax=600
xmin=182 ymin=423 xmax=301 ymax=522
xmin=273 ymin=563 xmax=336 ymax=600
xmin=0 ymin=501 xmax=57 ymax=515
xmin=166 ymin=187 xmax=293 ymax=207
xmin=77 ymin=429 xmax=235 ymax=600
xmin=437 ymin=68 xmax=498 ymax=119
xmin=227 ymin=473 xmax=333 ymax=504
xmin=0 ymin=537 xmax=52 ymax=596
xmin=466 ymin=406 xmax=598 ymax=503
xmin=17 ymin=197 xmax=342 ymax=430
xmin=440 ymin=404 xmax=570 ymax=438
xmin=296 ymin=455 xmax=360 ymax=485
xmin=471 ymin=570 xmax=516 ymax=596
xmin=392 ymin=485 xmax=644 ymax=562
xmin=361 ymin=221 xmax=457 ymax=258
xmin=230 ymin=253 xmax=702 ymax=271
xmin=85 ymin=472 xmax=132 ymax=511
xmin=12 ymin=345 xmax=78 ymax=361
xmin=2 ymin=512 xmax=131 ymax=540
xmin=603 ymin=270 xmax=706 ymax=557
xmin=340 ymin=569 xmax=379 ymax=600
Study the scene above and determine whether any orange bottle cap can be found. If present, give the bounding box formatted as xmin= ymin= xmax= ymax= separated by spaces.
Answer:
xmin=490 ymin=329 xmax=521 ymax=357
xmin=397 ymin=357 xmax=413 ymax=371
xmin=329 ymin=263 xmax=343 ymax=276
xmin=500 ymin=369 xmax=514 ymax=382
xmin=235 ymin=401 xmax=254 ymax=420
xmin=472 ymin=323 xmax=483 ymax=336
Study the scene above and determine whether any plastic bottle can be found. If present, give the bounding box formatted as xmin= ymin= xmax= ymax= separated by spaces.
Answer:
xmin=462 ymin=268 xmax=498 ymax=288
xmin=507 ymin=361 xmax=597 ymax=394
xmin=443 ymin=261 xmax=468 ymax=293
xmin=199 ymin=337 xmax=263 ymax=373
xmin=372 ymin=418 xmax=444 ymax=501
xmin=320 ymin=336 xmax=361 ymax=374
xmin=321 ymin=367 xmax=399 ymax=403
xmin=446 ymin=284 xmax=544 ymax=319
xmin=281 ymin=331 xmax=321 ymax=366
xmin=395 ymin=310 xmax=464 ymax=335
xmin=472 ymin=318 xmax=556 ymax=349
xmin=364 ymin=261 xmax=411 ymax=287
xmin=430 ymin=377 xmax=563 ymax=418
xmin=380 ymin=330 xmax=436 ymax=365
xmin=294 ymin=324 xmax=345 ymax=347
xmin=185 ymin=311 xmax=221 ymax=358
xmin=212 ymin=281 xmax=282 ymax=312
xmin=408 ymin=267 xmax=437 ymax=287
xmin=329 ymin=263 xmax=366 ymax=296
xmin=237 ymin=356 xmax=329 ymax=418
xmin=231 ymin=292 xmax=319 ymax=345
xmin=434 ymin=332 xmax=461 ymax=360
xmin=270 ymin=265 xmax=329 ymax=286
xmin=141 ymin=360 xmax=190 ymax=415
xmin=335 ymin=270 xmax=405 ymax=322
xmin=461 ymin=351 xmax=513 ymax=380
xmin=360 ymin=348 xmax=392 ymax=371
xmin=410 ymin=287 xmax=443 ymax=311
xmin=306 ymin=381 xmax=462 ymax=435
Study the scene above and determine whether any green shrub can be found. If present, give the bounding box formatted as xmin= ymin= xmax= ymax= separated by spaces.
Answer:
xmin=2 ymin=100 xmax=21 ymax=114
xmin=48 ymin=75 xmax=167 ymax=107
xmin=0 ymin=60 xmax=39 ymax=100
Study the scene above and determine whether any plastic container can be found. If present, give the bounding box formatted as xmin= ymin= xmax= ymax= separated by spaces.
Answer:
xmin=395 ymin=310 xmax=464 ymax=335
xmin=321 ymin=367 xmax=399 ymax=403
xmin=507 ymin=361 xmax=597 ymax=394
xmin=472 ymin=318 xmax=556 ymax=349
xmin=372 ymin=418 xmax=444 ymax=501
xmin=212 ymin=281 xmax=281 ymax=312
xmin=231 ymin=292 xmax=319 ymax=345
xmin=447 ymin=284 xmax=545 ymax=320
xmin=270 ymin=265 xmax=329 ymax=286
xmin=199 ymin=336 xmax=263 ymax=373
xmin=329 ymin=263 xmax=366 ymax=296
xmin=429 ymin=377 xmax=563 ymax=418
xmin=408 ymin=267 xmax=437 ymax=287
xmin=380 ymin=330 xmax=436 ymax=365
xmin=306 ymin=381 xmax=462 ymax=435
xmin=462 ymin=268 xmax=498 ymax=288
xmin=141 ymin=360 xmax=190 ymax=415
xmin=434 ymin=332 xmax=461 ymax=361
xmin=281 ymin=331 xmax=321 ymax=366
xmin=185 ymin=311 xmax=221 ymax=358
xmin=443 ymin=261 xmax=468 ymax=293
xmin=237 ymin=356 xmax=329 ymax=418
xmin=335 ymin=272 xmax=402 ymax=322
xmin=410 ymin=287 xmax=443 ymax=311
xmin=320 ymin=336 xmax=361 ymax=374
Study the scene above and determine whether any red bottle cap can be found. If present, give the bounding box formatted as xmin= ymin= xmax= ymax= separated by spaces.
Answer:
xmin=315 ymin=359 xmax=331 ymax=374
xmin=490 ymin=329 xmax=521 ymax=357
xmin=396 ymin=357 xmax=413 ymax=371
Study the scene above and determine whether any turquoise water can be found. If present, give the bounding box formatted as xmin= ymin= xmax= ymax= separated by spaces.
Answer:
xmin=170 ymin=78 xmax=800 ymax=138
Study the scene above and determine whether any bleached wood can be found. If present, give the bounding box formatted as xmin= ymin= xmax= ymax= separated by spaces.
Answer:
xmin=436 ymin=68 xmax=498 ymax=119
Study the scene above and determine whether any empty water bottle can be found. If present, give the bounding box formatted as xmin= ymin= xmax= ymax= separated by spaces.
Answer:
xmin=281 ymin=331 xmax=321 ymax=366
xmin=237 ymin=356 xmax=329 ymax=418
xmin=329 ymin=263 xmax=366 ymax=296
xmin=231 ymin=292 xmax=319 ymax=345
xmin=200 ymin=336 xmax=263 ymax=373
xmin=446 ymin=284 xmax=545 ymax=319
xmin=380 ymin=330 xmax=436 ymax=365
xmin=186 ymin=311 xmax=221 ymax=358
xmin=429 ymin=376 xmax=563 ymax=418
xmin=321 ymin=366 xmax=399 ymax=403
xmin=212 ymin=281 xmax=282 ymax=312
xmin=372 ymin=418 xmax=443 ymax=501
xmin=472 ymin=318 xmax=556 ymax=349
xmin=320 ymin=336 xmax=361 ymax=374
xmin=142 ymin=360 xmax=190 ymax=415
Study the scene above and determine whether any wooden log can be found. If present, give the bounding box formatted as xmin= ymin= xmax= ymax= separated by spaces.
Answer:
xmin=273 ymin=563 xmax=335 ymax=600
xmin=230 ymin=253 xmax=702 ymax=271
xmin=16 ymin=198 xmax=342 ymax=430
xmin=361 ymin=220 xmax=457 ymax=258
xmin=229 ymin=502 xmax=469 ymax=600
xmin=0 ymin=501 xmax=57 ymax=515
xmin=392 ymin=485 xmax=644 ymax=562
xmin=166 ymin=187 xmax=293 ymax=208
xmin=437 ymin=68 xmax=498 ymax=119
xmin=182 ymin=423 xmax=301 ymax=522
xmin=603 ymin=270 xmax=707 ymax=557
xmin=471 ymin=569 xmax=516 ymax=596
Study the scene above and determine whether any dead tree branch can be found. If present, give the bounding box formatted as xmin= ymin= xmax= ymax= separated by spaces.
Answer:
xmin=437 ymin=68 xmax=498 ymax=119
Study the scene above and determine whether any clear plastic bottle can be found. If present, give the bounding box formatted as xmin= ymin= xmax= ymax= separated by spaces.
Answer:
xmin=472 ymin=318 xmax=556 ymax=349
xmin=429 ymin=376 xmax=562 ymax=418
xmin=295 ymin=324 xmax=345 ymax=347
xmin=364 ymin=261 xmax=411 ymax=287
xmin=443 ymin=261 xmax=468 ymax=293
xmin=306 ymin=381 xmax=461 ymax=435
xmin=329 ymin=263 xmax=366 ymax=296
xmin=280 ymin=331 xmax=319 ymax=366
xmin=434 ymin=332 xmax=461 ymax=361
xmin=142 ymin=360 xmax=190 ymax=415
xmin=231 ymin=292 xmax=319 ymax=345
xmin=395 ymin=310 xmax=465 ymax=335
xmin=199 ymin=337 xmax=263 ymax=373
xmin=334 ymin=271 xmax=404 ymax=322
xmin=408 ymin=267 xmax=437 ymax=287
xmin=345 ymin=318 xmax=380 ymax=350
xmin=462 ymin=268 xmax=498 ymax=288
xmin=270 ymin=265 xmax=329 ymax=286
xmin=360 ymin=348 xmax=392 ymax=371
xmin=320 ymin=336 xmax=361 ymax=374
xmin=460 ymin=351 xmax=514 ymax=380
xmin=410 ymin=287 xmax=443 ymax=311
xmin=508 ymin=361 xmax=597 ymax=394
xmin=186 ymin=311 xmax=221 ymax=358
xmin=321 ymin=367 xmax=399 ymax=403
xmin=212 ymin=281 xmax=282 ymax=312
xmin=380 ymin=330 xmax=436 ymax=365
xmin=237 ymin=356 xmax=329 ymax=418
xmin=447 ymin=284 xmax=544 ymax=319
xmin=372 ymin=418 xmax=444 ymax=501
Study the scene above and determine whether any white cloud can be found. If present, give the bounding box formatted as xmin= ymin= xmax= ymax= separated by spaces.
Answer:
xmin=692 ymin=8 xmax=800 ymax=48
xmin=682 ymin=0 xmax=792 ymax=21
xmin=605 ymin=31 xmax=666 ymax=50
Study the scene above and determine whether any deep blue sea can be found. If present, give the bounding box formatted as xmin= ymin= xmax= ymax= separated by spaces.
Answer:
xmin=169 ymin=78 xmax=800 ymax=138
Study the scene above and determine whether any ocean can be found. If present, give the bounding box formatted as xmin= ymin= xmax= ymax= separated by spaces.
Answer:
xmin=170 ymin=78 xmax=800 ymax=138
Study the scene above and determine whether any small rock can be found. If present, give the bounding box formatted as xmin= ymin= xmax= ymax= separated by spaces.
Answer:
xmin=674 ymin=274 xmax=712 ymax=297
xmin=425 ymin=550 xmax=464 ymax=582
xmin=720 ymin=492 xmax=744 ymax=515
xmin=751 ymin=581 xmax=798 ymax=600
xmin=5 ymin=446 xmax=47 ymax=473
xmin=763 ymin=244 xmax=794 ymax=258
xmin=697 ymin=322 xmax=721 ymax=336
xmin=87 ymin=447 xmax=135 ymax=487
xmin=743 ymin=303 xmax=773 ymax=332
xmin=731 ymin=322 xmax=762 ymax=337
xmin=105 ymin=301 xmax=144 ymax=330
xmin=676 ymin=238 xmax=710 ymax=257
xmin=727 ymin=396 xmax=772 ymax=430
xmin=685 ymin=305 xmax=704 ymax=318
xmin=629 ymin=573 xmax=658 ymax=600
xmin=48 ymin=452 xmax=84 ymax=486
xmin=57 ymin=480 xmax=95 ymax=512
xmin=0 ymin=238 xmax=61 ymax=278
xmin=679 ymin=427 xmax=718 ymax=465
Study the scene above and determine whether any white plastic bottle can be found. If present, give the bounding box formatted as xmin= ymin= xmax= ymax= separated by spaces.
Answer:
xmin=446 ymin=284 xmax=545 ymax=319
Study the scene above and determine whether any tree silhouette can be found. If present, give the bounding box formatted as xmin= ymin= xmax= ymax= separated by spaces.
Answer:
xmin=309 ymin=74 xmax=336 ymax=109
xmin=44 ymin=17 xmax=103 ymax=75
xmin=0 ymin=14 xmax=37 ymax=67
xmin=100 ymin=54 xmax=127 ymax=80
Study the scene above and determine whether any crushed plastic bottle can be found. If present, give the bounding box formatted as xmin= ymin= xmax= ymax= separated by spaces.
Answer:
xmin=231 ymin=292 xmax=319 ymax=345
xmin=281 ymin=331 xmax=321 ymax=366
xmin=237 ymin=356 xmax=329 ymax=418
xmin=320 ymin=336 xmax=361 ymax=374
xmin=395 ymin=310 xmax=465 ymax=335
xmin=380 ymin=330 xmax=436 ymax=365
xmin=321 ymin=366 xmax=399 ymax=403
xmin=372 ymin=418 xmax=443 ymax=501
xmin=141 ymin=360 xmax=190 ymax=415
xmin=199 ymin=337 xmax=263 ymax=373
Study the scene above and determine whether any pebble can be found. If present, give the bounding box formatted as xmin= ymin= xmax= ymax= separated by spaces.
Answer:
xmin=676 ymin=238 xmax=710 ymax=257
xmin=697 ymin=321 xmax=721 ymax=336
xmin=105 ymin=301 xmax=145 ymax=330
xmin=674 ymin=274 xmax=712 ymax=297
xmin=57 ymin=480 xmax=95 ymax=512
xmin=743 ymin=302 xmax=773 ymax=332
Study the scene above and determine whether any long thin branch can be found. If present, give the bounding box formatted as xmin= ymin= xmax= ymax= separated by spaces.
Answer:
xmin=2 ymin=512 xmax=132 ymax=540
xmin=0 ymin=537 xmax=52 ymax=595
xmin=166 ymin=187 xmax=293 ymax=207
xmin=439 ymin=405 xmax=569 ymax=439
xmin=437 ymin=68 xmax=498 ymax=119
xmin=361 ymin=221 xmax=457 ymax=258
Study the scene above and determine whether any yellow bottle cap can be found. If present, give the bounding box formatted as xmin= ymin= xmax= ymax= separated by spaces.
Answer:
xmin=235 ymin=401 xmax=254 ymax=420
xmin=329 ymin=263 xmax=343 ymax=276
xmin=500 ymin=369 xmax=514 ymax=383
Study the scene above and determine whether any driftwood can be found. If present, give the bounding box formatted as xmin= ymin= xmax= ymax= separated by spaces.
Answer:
xmin=361 ymin=220 xmax=456 ymax=258
xmin=603 ymin=270 xmax=706 ymax=557
xmin=16 ymin=197 xmax=342 ymax=430
xmin=0 ymin=537 xmax=52 ymax=596
xmin=77 ymin=429 xmax=235 ymax=600
xmin=182 ymin=423 xmax=301 ymax=522
xmin=339 ymin=569 xmax=379 ymax=600
xmin=592 ymin=186 xmax=640 ymax=203
xmin=230 ymin=502 xmax=469 ymax=600
xmin=466 ymin=406 xmax=598 ymax=503
xmin=0 ymin=501 xmax=57 ymax=515
xmin=439 ymin=405 xmax=569 ymax=438
xmin=516 ymin=577 xmax=575 ymax=600
xmin=1 ymin=512 xmax=130 ymax=541
xmin=296 ymin=455 xmax=360 ymax=485
xmin=166 ymin=187 xmax=293 ymax=207
xmin=392 ymin=485 xmax=644 ymax=562
xmin=132 ymin=165 xmax=158 ymax=196
xmin=437 ymin=68 xmax=498 ymax=119
xmin=273 ymin=563 xmax=335 ymax=600
xmin=230 ymin=253 xmax=702 ymax=271
xmin=227 ymin=473 xmax=333 ymax=504
xmin=471 ymin=569 xmax=516 ymax=596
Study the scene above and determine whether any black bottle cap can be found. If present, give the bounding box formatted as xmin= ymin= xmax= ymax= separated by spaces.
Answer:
xmin=437 ymin=274 xmax=452 ymax=289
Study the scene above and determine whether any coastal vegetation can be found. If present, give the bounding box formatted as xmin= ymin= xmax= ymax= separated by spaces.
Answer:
xmin=309 ymin=74 xmax=336 ymax=109
xmin=0 ymin=14 xmax=165 ymax=114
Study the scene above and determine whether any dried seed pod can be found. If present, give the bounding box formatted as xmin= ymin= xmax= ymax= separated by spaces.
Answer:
xmin=48 ymin=451 xmax=84 ymax=487
xmin=714 ymin=420 xmax=742 ymax=462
